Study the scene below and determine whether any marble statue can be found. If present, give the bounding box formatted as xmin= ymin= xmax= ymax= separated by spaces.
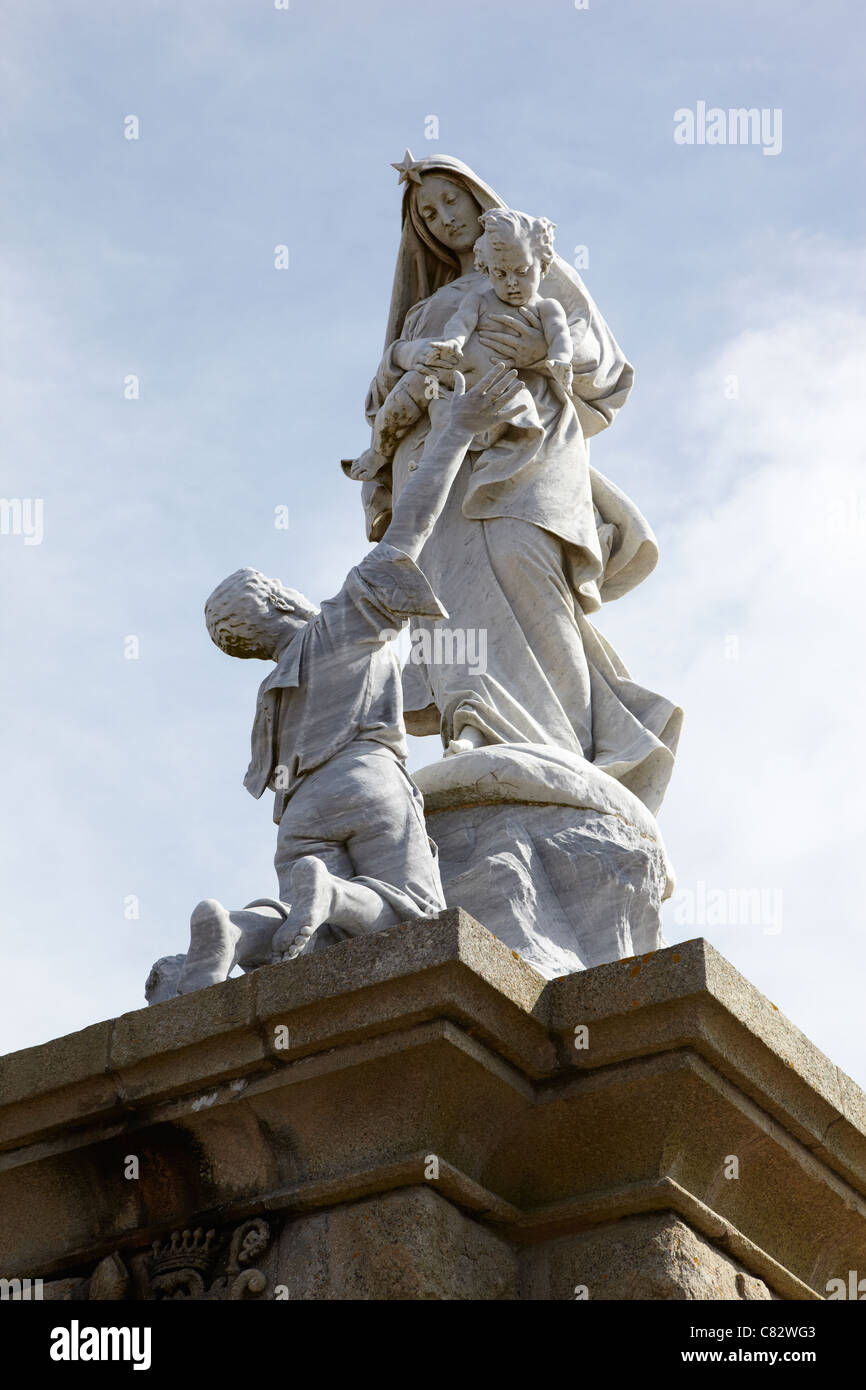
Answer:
xmin=350 ymin=152 xmax=681 ymax=787
xmin=357 ymin=208 xmax=573 ymax=485
xmin=146 ymin=365 xmax=523 ymax=1001
xmin=342 ymin=152 xmax=684 ymax=976
xmin=147 ymin=151 xmax=683 ymax=999
xmin=426 ymin=209 xmax=574 ymax=390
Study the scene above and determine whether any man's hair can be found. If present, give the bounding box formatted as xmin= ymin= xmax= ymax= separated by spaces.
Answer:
xmin=204 ymin=568 xmax=318 ymax=658
xmin=474 ymin=208 xmax=557 ymax=277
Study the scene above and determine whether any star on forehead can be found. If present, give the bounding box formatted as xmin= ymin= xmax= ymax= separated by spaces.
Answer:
xmin=391 ymin=149 xmax=423 ymax=185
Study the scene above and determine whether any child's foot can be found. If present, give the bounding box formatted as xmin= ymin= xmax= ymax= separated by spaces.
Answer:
xmin=348 ymin=448 xmax=387 ymax=482
xmin=178 ymin=899 xmax=241 ymax=993
xmin=547 ymin=359 xmax=573 ymax=392
xmin=271 ymin=857 xmax=335 ymax=962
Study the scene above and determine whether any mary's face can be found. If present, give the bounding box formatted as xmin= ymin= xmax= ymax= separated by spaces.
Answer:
xmin=414 ymin=176 xmax=481 ymax=255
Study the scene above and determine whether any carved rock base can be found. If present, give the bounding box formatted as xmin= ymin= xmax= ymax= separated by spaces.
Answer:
xmin=416 ymin=743 xmax=673 ymax=977
xmin=429 ymin=802 xmax=668 ymax=977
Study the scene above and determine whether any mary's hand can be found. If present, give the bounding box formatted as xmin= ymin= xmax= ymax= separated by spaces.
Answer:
xmin=476 ymin=306 xmax=548 ymax=367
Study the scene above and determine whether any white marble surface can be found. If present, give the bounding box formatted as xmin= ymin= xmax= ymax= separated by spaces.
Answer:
xmin=416 ymin=743 xmax=673 ymax=977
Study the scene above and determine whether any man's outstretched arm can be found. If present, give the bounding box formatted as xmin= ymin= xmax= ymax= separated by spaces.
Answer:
xmin=384 ymin=363 xmax=522 ymax=562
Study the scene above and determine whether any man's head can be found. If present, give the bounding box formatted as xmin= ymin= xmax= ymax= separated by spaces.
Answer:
xmin=205 ymin=568 xmax=318 ymax=660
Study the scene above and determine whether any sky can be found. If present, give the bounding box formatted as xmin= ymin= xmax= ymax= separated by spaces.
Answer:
xmin=2 ymin=0 xmax=865 ymax=1084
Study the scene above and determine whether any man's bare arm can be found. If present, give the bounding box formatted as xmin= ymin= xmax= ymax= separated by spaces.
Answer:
xmin=385 ymin=364 xmax=522 ymax=561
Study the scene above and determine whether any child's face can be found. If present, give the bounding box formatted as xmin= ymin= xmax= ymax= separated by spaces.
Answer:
xmin=485 ymin=241 xmax=543 ymax=306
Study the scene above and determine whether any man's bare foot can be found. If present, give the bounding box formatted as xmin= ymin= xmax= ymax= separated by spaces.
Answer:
xmin=271 ymin=857 xmax=335 ymax=962
xmin=145 ymin=953 xmax=187 ymax=1004
xmin=179 ymin=899 xmax=241 ymax=993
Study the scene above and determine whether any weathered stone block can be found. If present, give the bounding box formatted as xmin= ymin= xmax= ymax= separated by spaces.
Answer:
xmin=274 ymin=1187 xmax=517 ymax=1300
xmin=521 ymin=1212 xmax=774 ymax=1300
xmin=1 ymin=923 xmax=864 ymax=1300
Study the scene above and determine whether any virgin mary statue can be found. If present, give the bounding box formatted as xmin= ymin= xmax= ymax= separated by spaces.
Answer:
xmin=347 ymin=153 xmax=681 ymax=816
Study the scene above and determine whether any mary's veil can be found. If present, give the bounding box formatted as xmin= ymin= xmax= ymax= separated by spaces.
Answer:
xmin=383 ymin=155 xmax=505 ymax=352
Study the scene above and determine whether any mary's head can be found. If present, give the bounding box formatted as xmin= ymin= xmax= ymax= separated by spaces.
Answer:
xmin=383 ymin=153 xmax=507 ymax=348
xmin=408 ymin=173 xmax=483 ymax=265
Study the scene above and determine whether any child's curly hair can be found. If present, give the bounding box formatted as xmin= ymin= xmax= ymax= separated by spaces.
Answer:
xmin=473 ymin=209 xmax=557 ymax=277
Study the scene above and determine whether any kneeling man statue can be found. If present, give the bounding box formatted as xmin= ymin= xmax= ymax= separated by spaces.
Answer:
xmin=145 ymin=365 xmax=522 ymax=1002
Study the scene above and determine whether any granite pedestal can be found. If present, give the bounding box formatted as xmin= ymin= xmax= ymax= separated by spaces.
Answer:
xmin=1 ymin=916 xmax=864 ymax=1300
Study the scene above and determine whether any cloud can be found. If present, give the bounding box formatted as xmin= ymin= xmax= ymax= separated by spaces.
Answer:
xmin=1 ymin=0 xmax=863 ymax=1091
xmin=598 ymin=235 xmax=866 ymax=1080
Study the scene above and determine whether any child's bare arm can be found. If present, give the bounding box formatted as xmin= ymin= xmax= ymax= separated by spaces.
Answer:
xmin=423 ymin=292 xmax=484 ymax=366
xmin=537 ymin=297 xmax=573 ymax=363
xmin=536 ymin=298 xmax=573 ymax=390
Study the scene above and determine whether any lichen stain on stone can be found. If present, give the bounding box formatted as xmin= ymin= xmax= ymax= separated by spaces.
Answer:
xmin=630 ymin=965 xmax=641 ymax=977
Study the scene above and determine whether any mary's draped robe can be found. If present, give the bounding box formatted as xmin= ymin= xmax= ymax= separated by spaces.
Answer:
xmin=356 ymin=156 xmax=682 ymax=815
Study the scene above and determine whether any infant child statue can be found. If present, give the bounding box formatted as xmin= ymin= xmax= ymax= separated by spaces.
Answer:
xmin=352 ymin=208 xmax=575 ymax=477
xmin=427 ymin=209 xmax=573 ymax=392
